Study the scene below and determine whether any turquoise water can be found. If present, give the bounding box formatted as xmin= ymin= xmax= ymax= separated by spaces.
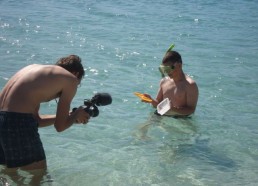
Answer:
xmin=1 ymin=0 xmax=258 ymax=185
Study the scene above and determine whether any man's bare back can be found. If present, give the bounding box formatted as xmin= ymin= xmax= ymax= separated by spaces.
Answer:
xmin=0 ymin=64 xmax=76 ymax=114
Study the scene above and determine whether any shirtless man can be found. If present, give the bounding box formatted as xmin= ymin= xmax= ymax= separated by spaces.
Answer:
xmin=0 ymin=55 xmax=90 ymax=171
xmin=143 ymin=50 xmax=199 ymax=117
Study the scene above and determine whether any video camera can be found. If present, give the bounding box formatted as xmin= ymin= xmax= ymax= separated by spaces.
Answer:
xmin=73 ymin=93 xmax=112 ymax=117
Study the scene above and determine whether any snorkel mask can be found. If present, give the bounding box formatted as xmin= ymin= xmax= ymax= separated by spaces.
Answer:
xmin=159 ymin=65 xmax=175 ymax=76
xmin=159 ymin=44 xmax=175 ymax=77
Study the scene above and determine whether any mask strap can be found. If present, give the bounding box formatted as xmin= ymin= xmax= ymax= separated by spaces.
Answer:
xmin=159 ymin=66 xmax=165 ymax=78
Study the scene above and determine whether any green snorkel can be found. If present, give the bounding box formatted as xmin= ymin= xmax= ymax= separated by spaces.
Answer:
xmin=159 ymin=44 xmax=175 ymax=77
xmin=166 ymin=44 xmax=175 ymax=53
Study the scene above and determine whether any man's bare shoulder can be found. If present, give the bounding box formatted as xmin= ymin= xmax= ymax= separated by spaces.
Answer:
xmin=17 ymin=64 xmax=77 ymax=91
xmin=185 ymin=75 xmax=198 ymax=94
xmin=160 ymin=77 xmax=170 ymax=84
xmin=185 ymin=75 xmax=197 ymax=85
xmin=41 ymin=65 xmax=78 ymax=85
xmin=24 ymin=64 xmax=73 ymax=77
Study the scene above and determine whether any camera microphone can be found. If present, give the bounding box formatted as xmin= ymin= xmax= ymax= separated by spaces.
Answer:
xmin=73 ymin=93 xmax=112 ymax=117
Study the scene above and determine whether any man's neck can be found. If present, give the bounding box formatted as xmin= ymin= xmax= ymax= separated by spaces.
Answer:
xmin=170 ymin=71 xmax=185 ymax=82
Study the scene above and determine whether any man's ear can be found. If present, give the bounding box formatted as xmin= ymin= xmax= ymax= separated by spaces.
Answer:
xmin=175 ymin=62 xmax=182 ymax=68
xmin=72 ymin=72 xmax=79 ymax=78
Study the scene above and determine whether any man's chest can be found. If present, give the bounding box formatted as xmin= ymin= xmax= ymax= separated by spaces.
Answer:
xmin=162 ymin=81 xmax=187 ymax=101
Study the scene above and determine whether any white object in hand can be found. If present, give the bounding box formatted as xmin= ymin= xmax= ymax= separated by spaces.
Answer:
xmin=157 ymin=98 xmax=171 ymax=115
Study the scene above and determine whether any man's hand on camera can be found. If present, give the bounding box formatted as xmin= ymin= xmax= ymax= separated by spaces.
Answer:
xmin=73 ymin=106 xmax=90 ymax=124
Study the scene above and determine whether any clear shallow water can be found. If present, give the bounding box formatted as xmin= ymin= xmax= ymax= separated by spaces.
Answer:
xmin=1 ymin=0 xmax=258 ymax=185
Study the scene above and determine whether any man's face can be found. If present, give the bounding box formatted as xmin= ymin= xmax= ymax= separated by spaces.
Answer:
xmin=159 ymin=62 xmax=176 ymax=76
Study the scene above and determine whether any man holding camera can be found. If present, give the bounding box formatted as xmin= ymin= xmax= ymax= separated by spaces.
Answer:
xmin=0 ymin=55 xmax=90 ymax=171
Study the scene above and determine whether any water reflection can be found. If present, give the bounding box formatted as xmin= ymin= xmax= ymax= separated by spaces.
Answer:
xmin=134 ymin=112 xmax=237 ymax=171
xmin=0 ymin=167 xmax=53 ymax=186
xmin=134 ymin=112 xmax=197 ymax=141
xmin=176 ymin=137 xmax=238 ymax=171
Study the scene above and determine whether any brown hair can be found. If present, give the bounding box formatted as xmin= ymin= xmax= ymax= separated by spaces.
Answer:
xmin=56 ymin=55 xmax=85 ymax=80
xmin=162 ymin=51 xmax=182 ymax=64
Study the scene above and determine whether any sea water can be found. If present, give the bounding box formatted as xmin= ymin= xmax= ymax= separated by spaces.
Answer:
xmin=1 ymin=0 xmax=258 ymax=185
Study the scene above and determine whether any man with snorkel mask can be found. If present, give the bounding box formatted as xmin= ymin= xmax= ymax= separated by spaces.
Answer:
xmin=142 ymin=45 xmax=199 ymax=117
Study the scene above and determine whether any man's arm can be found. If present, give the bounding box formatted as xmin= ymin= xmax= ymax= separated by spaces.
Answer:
xmin=143 ymin=80 xmax=164 ymax=107
xmin=33 ymin=105 xmax=56 ymax=127
xmin=152 ymin=87 xmax=163 ymax=107
xmin=37 ymin=114 xmax=56 ymax=128
xmin=54 ymin=78 xmax=77 ymax=132
xmin=54 ymin=77 xmax=89 ymax=132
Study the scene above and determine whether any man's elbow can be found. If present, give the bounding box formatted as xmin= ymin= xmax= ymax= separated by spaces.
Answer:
xmin=54 ymin=123 xmax=66 ymax=132
xmin=189 ymin=106 xmax=196 ymax=115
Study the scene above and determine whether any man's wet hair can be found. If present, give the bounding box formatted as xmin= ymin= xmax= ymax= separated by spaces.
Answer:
xmin=56 ymin=55 xmax=85 ymax=80
xmin=162 ymin=51 xmax=182 ymax=64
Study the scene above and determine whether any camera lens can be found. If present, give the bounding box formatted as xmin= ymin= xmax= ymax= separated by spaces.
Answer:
xmin=84 ymin=106 xmax=99 ymax=117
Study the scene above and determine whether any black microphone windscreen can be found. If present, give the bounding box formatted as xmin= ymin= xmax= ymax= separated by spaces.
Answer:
xmin=95 ymin=93 xmax=112 ymax=106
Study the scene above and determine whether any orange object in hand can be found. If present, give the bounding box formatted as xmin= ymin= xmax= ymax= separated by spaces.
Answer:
xmin=134 ymin=92 xmax=152 ymax=103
